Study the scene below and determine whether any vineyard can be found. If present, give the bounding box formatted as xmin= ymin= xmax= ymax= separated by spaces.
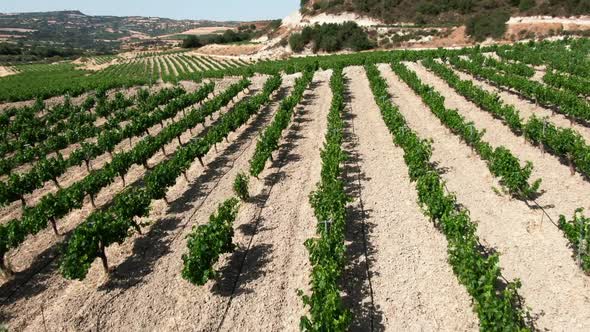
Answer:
xmin=0 ymin=38 xmax=589 ymax=331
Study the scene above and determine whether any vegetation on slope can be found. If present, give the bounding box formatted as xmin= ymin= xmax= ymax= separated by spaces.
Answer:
xmin=300 ymin=0 xmax=590 ymax=42
xmin=301 ymin=0 xmax=590 ymax=25
xmin=289 ymin=22 xmax=373 ymax=53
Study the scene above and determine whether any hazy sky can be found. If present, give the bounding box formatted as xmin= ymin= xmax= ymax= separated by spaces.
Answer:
xmin=0 ymin=0 xmax=300 ymax=21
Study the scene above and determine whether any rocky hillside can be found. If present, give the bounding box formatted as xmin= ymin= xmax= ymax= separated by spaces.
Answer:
xmin=300 ymin=0 xmax=590 ymax=25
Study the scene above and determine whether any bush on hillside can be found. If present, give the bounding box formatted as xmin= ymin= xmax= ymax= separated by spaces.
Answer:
xmin=289 ymin=33 xmax=306 ymax=52
xmin=291 ymin=22 xmax=373 ymax=53
xmin=466 ymin=10 xmax=510 ymax=42
xmin=303 ymin=0 xmax=590 ymax=25
xmin=519 ymin=0 xmax=536 ymax=11
xmin=182 ymin=28 xmax=255 ymax=49
xmin=182 ymin=35 xmax=202 ymax=49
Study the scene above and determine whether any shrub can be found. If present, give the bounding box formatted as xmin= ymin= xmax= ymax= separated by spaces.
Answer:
xmin=290 ymin=33 xmax=305 ymax=52
xmin=181 ymin=198 xmax=240 ymax=285
xmin=182 ymin=35 xmax=202 ymax=49
xmin=233 ymin=172 xmax=250 ymax=201
xmin=466 ymin=10 xmax=510 ymax=42
xmin=293 ymin=22 xmax=373 ymax=53
xmin=519 ymin=0 xmax=535 ymax=11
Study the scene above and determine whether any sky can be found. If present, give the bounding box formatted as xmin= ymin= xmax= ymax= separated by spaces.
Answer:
xmin=0 ymin=0 xmax=300 ymax=21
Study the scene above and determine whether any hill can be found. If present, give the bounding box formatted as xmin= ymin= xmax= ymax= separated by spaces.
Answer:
xmin=300 ymin=0 xmax=590 ymax=24
xmin=0 ymin=10 xmax=241 ymax=63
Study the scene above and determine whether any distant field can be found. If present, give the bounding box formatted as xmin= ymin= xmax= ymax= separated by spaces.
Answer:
xmin=158 ymin=26 xmax=235 ymax=39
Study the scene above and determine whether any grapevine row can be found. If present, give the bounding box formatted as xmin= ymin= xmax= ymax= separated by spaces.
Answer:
xmin=181 ymin=70 xmax=316 ymax=286
xmin=0 ymin=86 xmax=204 ymax=208
xmin=542 ymin=70 xmax=590 ymax=98
xmin=450 ymin=56 xmax=590 ymax=124
xmin=299 ymin=67 xmax=351 ymax=331
xmin=0 ymin=89 xmax=181 ymax=176
xmin=181 ymin=198 xmax=240 ymax=285
xmin=469 ymin=52 xmax=535 ymax=78
xmin=422 ymin=59 xmax=590 ymax=180
xmin=60 ymin=75 xmax=282 ymax=280
xmin=0 ymin=96 xmax=97 ymax=155
xmin=558 ymin=209 xmax=590 ymax=273
xmin=392 ymin=62 xmax=542 ymax=199
xmin=365 ymin=63 xmax=530 ymax=330
xmin=0 ymin=79 xmax=248 ymax=276
xmin=249 ymin=70 xmax=315 ymax=177
xmin=497 ymin=40 xmax=590 ymax=78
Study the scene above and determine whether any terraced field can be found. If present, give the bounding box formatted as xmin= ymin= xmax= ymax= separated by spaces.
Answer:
xmin=0 ymin=38 xmax=589 ymax=331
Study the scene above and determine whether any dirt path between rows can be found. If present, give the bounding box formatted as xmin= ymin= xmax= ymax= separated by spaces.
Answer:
xmin=531 ymin=67 xmax=545 ymax=83
xmin=380 ymin=63 xmax=590 ymax=331
xmin=448 ymin=62 xmax=590 ymax=143
xmin=342 ymin=66 xmax=478 ymax=331
xmin=218 ymin=70 xmax=331 ymax=331
xmin=0 ymin=74 xmax=281 ymax=331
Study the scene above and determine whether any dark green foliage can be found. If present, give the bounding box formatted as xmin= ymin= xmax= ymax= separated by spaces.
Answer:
xmin=469 ymin=52 xmax=535 ymax=78
xmin=519 ymin=0 xmax=536 ymax=11
xmin=450 ymin=52 xmax=590 ymax=124
xmin=59 ymin=75 xmax=282 ymax=280
xmin=301 ymin=0 xmax=590 ymax=25
xmin=543 ymin=70 xmax=590 ymax=97
xmin=393 ymin=62 xmax=541 ymax=199
xmin=424 ymin=57 xmax=590 ymax=183
xmin=292 ymin=22 xmax=373 ymax=53
xmin=249 ymin=70 xmax=315 ymax=177
xmin=300 ymin=68 xmax=351 ymax=331
xmin=466 ymin=10 xmax=510 ymax=41
xmin=182 ymin=35 xmax=202 ymax=49
xmin=289 ymin=33 xmax=306 ymax=52
xmin=181 ymin=29 xmax=255 ymax=49
xmin=0 ymin=87 xmax=194 ymax=208
xmin=0 ymin=81 xmax=242 ymax=277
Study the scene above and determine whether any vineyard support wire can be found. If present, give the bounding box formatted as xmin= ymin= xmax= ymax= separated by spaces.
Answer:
xmin=578 ymin=215 xmax=587 ymax=267
xmin=319 ymin=219 xmax=333 ymax=234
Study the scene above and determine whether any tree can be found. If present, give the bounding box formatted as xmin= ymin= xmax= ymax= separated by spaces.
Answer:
xmin=182 ymin=35 xmax=202 ymax=49
xmin=289 ymin=33 xmax=306 ymax=53
xmin=466 ymin=10 xmax=510 ymax=42
xmin=519 ymin=0 xmax=535 ymax=11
